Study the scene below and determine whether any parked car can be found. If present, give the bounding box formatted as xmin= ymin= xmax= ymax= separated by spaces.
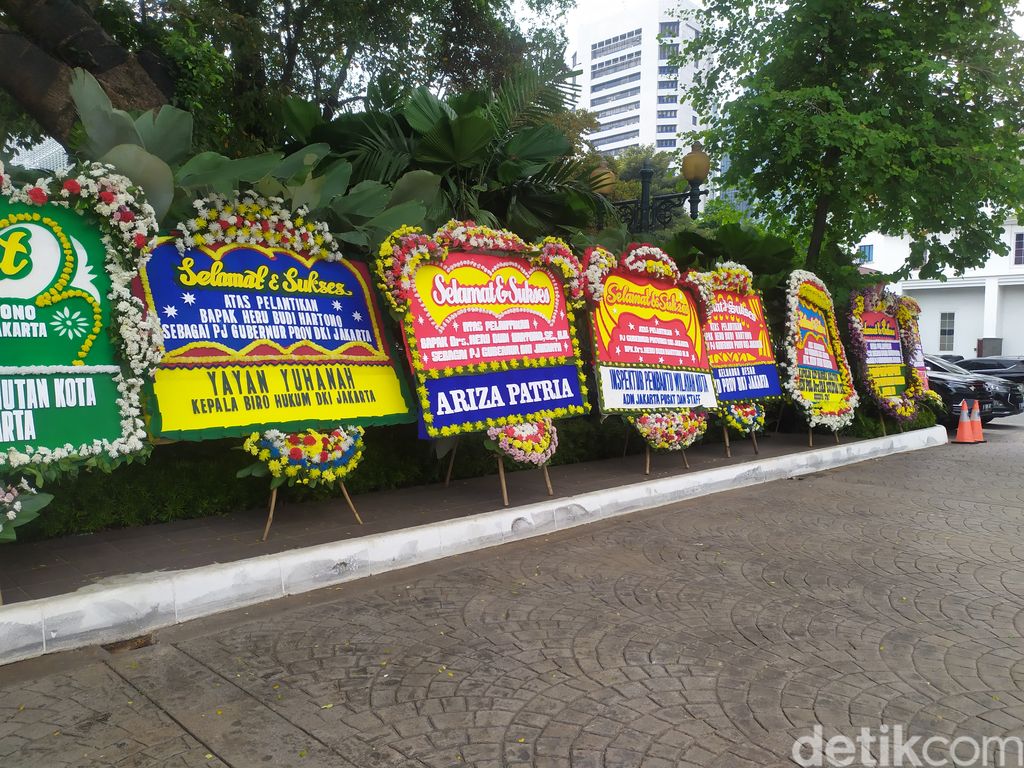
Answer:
xmin=935 ymin=353 xmax=965 ymax=363
xmin=956 ymin=356 xmax=1024 ymax=385
xmin=924 ymin=355 xmax=1023 ymax=423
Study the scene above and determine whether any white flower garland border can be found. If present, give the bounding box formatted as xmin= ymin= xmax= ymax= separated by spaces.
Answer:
xmin=783 ymin=270 xmax=859 ymax=431
xmin=0 ymin=161 xmax=162 ymax=472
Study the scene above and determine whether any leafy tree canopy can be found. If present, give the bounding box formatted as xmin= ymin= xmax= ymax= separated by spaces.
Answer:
xmin=603 ymin=145 xmax=681 ymax=201
xmin=0 ymin=0 xmax=574 ymax=155
xmin=676 ymin=0 xmax=1024 ymax=280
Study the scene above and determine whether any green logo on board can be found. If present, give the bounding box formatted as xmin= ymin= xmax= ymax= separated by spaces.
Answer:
xmin=0 ymin=227 xmax=32 ymax=280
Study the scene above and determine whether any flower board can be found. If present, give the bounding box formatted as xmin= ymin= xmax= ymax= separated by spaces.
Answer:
xmin=584 ymin=244 xmax=717 ymax=414
xmin=0 ymin=162 xmax=159 ymax=473
xmin=379 ymin=222 xmax=588 ymax=438
xmin=848 ymin=287 xmax=922 ymax=421
xmin=783 ymin=271 xmax=858 ymax=430
xmin=139 ymin=193 xmax=414 ymax=439
xmin=696 ymin=262 xmax=782 ymax=402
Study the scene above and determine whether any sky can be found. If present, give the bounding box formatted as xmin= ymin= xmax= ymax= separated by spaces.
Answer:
xmin=563 ymin=0 xmax=1024 ymax=43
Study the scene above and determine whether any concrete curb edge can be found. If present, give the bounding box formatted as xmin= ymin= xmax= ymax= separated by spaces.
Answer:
xmin=0 ymin=426 xmax=947 ymax=665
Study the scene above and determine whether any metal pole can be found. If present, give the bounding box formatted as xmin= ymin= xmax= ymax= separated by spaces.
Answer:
xmin=639 ymin=159 xmax=653 ymax=232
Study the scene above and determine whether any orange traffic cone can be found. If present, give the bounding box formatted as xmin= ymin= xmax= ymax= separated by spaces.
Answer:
xmin=970 ymin=399 xmax=987 ymax=443
xmin=951 ymin=400 xmax=977 ymax=444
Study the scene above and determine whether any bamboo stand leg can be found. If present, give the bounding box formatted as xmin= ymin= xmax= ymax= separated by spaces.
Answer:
xmin=644 ymin=445 xmax=651 ymax=476
xmin=722 ymin=425 xmax=731 ymax=458
xmin=834 ymin=430 xmax=840 ymax=445
xmin=775 ymin=403 xmax=786 ymax=435
xmin=261 ymin=487 xmax=279 ymax=542
xmin=682 ymin=448 xmax=690 ymax=469
xmin=898 ymin=423 xmax=904 ymax=433
xmin=444 ymin=437 xmax=460 ymax=487
xmin=340 ymin=482 xmax=363 ymax=525
xmin=750 ymin=430 xmax=760 ymax=454
xmin=497 ymin=457 xmax=509 ymax=507
xmin=808 ymin=427 xmax=814 ymax=448
xmin=622 ymin=430 xmax=631 ymax=458
xmin=541 ymin=464 xmax=554 ymax=496
xmin=880 ymin=417 xmax=887 ymax=436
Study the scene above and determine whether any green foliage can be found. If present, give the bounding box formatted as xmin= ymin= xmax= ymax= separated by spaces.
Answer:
xmin=307 ymin=67 xmax=610 ymax=239
xmin=677 ymin=0 xmax=1024 ymax=277
xmin=604 ymin=146 xmax=682 ymax=201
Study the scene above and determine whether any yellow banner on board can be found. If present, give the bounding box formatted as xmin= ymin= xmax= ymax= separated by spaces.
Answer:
xmin=153 ymin=362 xmax=409 ymax=432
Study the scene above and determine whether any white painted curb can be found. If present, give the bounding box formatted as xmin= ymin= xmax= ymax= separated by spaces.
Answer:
xmin=0 ymin=426 xmax=947 ymax=665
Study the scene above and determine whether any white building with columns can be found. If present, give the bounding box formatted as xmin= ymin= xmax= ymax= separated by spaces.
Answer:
xmin=568 ymin=0 xmax=702 ymax=157
xmin=857 ymin=222 xmax=1024 ymax=359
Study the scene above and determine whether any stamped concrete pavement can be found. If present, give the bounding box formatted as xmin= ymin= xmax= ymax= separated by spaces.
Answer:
xmin=2 ymin=415 xmax=1023 ymax=767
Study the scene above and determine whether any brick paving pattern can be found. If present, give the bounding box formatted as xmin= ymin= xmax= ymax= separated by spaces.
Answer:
xmin=1 ymin=418 xmax=1023 ymax=767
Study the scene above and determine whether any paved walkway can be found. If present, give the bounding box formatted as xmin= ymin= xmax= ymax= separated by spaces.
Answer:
xmin=1 ymin=416 xmax=1022 ymax=767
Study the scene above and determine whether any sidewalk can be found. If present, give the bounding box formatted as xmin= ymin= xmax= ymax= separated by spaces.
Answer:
xmin=0 ymin=426 xmax=948 ymax=664
xmin=1 ymin=431 xmax=807 ymax=605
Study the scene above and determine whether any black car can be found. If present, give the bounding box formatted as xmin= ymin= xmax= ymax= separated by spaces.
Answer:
xmin=924 ymin=355 xmax=1022 ymax=423
xmin=957 ymin=356 xmax=1024 ymax=385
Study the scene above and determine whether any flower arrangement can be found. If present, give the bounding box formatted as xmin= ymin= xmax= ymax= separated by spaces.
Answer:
xmin=680 ymin=268 xmax=714 ymax=321
xmin=240 ymin=426 xmax=364 ymax=488
xmin=0 ymin=478 xmax=53 ymax=542
xmin=534 ymin=237 xmax=584 ymax=307
xmin=894 ymin=295 xmax=931 ymax=404
xmin=380 ymin=221 xmax=590 ymax=439
xmin=485 ymin=419 xmax=558 ymax=465
xmin=848 ymin=286 xmax=919 ymax=422
xmin=722 ymin=402 xmax=765 ymax=435
xmin=621 ymin=242 xmax=682 ymax=282
xmin=434 ymin=219 xmax=528 ymax=253
xmin=700 ymin=261 xmax=753 ymax=294
xmin=783 ymin=270 xmax=859 ymax=431
xmin=0 ymin=161 xmax=161 ymax=477
xmin=171 ymin=192 xmax=339 ymax=261
xmin=375 ymin=225 xmax=448 ymax=315
xmin=582 ymin=245 xmax=618 ymax=302
xmin=629 ymin=410 xmax=707 ymax=451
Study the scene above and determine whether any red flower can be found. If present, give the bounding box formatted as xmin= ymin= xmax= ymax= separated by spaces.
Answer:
xmin=133 ymin=234 xmax=149 ymax=249
xmin=119 ymin=209 xmax=135 ymax=222
xmin=289 ymin=447 xmax=303 ymax=460
xmin=99 ymin=190 xmax=116 ymax=204
xmin=303 ymin=435 xmax=316 ymax=446
xmin=319 ymin=451 xmax=329 ymax=462
xmin=62 ymin=179 xmax=81 ymax=195
xmin=218 ymin=219 xmax=230 ymax=230
xmin=288 ymin=435 xmax=300 ymax=445
xmin=261 ymin=220 xmax=270 ymax=231
xmin=275 ymin=222 xmax=285 ymax=232
xmin=26 ymin=187 xmax=48 ymax=204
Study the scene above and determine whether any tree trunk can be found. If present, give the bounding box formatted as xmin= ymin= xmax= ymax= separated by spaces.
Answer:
xmin=0 ymin=0 xmax=170 ymax=143
xmin=0 ymin=29 xmax=77 ymax=141
xmin=805 ymin=191 xmax=832 ymax=270
xmin=805 ymin=147 xmax=841 ymax=269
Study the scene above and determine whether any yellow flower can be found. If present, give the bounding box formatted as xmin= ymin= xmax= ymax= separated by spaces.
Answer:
xmin=258 ymin=449 xmax=270 ymax=461
xmin=285 ymin=465 xmax=299 ymax=477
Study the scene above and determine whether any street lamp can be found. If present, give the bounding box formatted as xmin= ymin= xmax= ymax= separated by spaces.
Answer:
xmin=681 ymin=141 xmax=710 ymax=220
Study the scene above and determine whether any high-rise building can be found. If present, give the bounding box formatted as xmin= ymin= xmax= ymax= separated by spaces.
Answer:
xmin=569 ymin=0 xmax=702 ymax=157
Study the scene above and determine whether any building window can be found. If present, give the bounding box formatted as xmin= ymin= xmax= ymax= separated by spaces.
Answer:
xmin=659 ymin=43 xmax=679 ymax=60
xmin=657 ymin=110 xmax=677 ymax=118
xmin=591 ymin=51 xmax=642 ymax=79
xmin=596 ymin=115 xmax=640 ymax=132
xmin=591 ymin=73 xmax=642 ymax=93
xmin=660 ymin=21 xmax=680 ymax=36
xmin=592 ymin=130 xmax=640 ymax=148
xmin=939 ymin=312 xmax=955 ymax=352
xmin=658 ymin=65 xmax=679 ymax=76
xmin=591 ymin=87 xmax=641 ymax=108
xmin=856 ymin=244 xmax=874 ymax=263
xmin=692 ymin=115 xmax=698 ymax=126
xmin=1015 ymin=232 xmax=1024 ymax=265
xmin=656 ymin=124 xmax=676 ymax=133
xmin=658 ymin=95 xmax=677 ymax=104
xmin=595 ymin=101 xmax=640 ymax=119
xmin=658 ymin=80 xmax=678 ymax=90
xmin=656 ymin=139 xmax=677 ymax=148
xmin=591 ymin=28 xmax=643 ymax=58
